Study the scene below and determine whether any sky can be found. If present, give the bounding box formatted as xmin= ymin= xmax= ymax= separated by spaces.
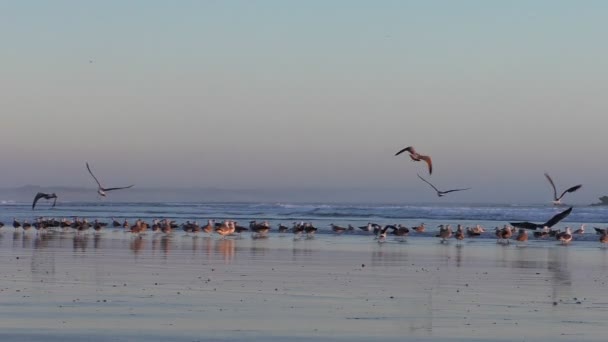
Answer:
xmin=2 ymin=1 xmax=608 ymax=204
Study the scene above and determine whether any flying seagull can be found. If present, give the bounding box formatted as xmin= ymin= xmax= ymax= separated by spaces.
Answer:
xmin=32 ymin=192 xmax=58 ymax=210
xmin=86 ymin=162 xmax=134 ymax=197
xmin=511 ymin=207 xmax=573 ymax=230
xmin=395 ymin=146 xmax=432 ymax=174
xmin=544 ymin=172 xmax=582 ymax=205
xmin=417 ymin=174 xmax=470 ymax=197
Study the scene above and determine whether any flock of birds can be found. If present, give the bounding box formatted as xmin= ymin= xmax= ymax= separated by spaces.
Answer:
xmin=3 ymin=212 xmax=608 ymax=247
xmin=394 ymin=146 xmax=582 ymax=203
xmin=18 ymin=145 xmax=593 ymax=248
xmin=30 ymin=146 xmax=583 ymax=209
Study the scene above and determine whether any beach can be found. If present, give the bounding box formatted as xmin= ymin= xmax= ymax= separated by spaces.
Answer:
xmin=1 ymin=227 xmax=607 ymax=342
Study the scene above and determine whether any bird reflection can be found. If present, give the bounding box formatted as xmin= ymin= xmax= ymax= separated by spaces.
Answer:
xmin=215 ymin=239 xmax=235 ymax=263
xmin=160 ymin=235 xmax=172 ymax=257
xmin=94 ymin=233 xmax=102 ymax=249
xmin=547 ymin=247 xmax=573 ymax=302
xmin=33 ymin=233 xmax=55 ymax=250
xmin=130 ymin=236 xmax=144 ymax=255
xmin=73 ymin=235 xmax=88 ymax=252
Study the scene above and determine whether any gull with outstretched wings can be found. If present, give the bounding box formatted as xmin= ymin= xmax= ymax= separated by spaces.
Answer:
xmin=417 ymin=174 xmax=470 ymax=197
xmin=511 ymin=206 xmax=573 ymax=230
xmin=32 ymin=192 xmax=57 ymax=210
xmin=544 ymin=172 xmax=581 ymax=205
xmin=86 ymin=162 xmax=134 ymax=197
xmin=395 ymin=146 xmax=433 ymax=175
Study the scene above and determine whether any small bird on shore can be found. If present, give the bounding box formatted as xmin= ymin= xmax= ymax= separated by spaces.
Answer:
xmin=599 ymin=231 xmax=608 ymax=246
xmin=86 ymin=162 xmax=134 ymax=197
xmin=573 ymin=224 xmax=585 ymax=234
xmin=454 ymin=225 xmax=465 ymax=245
xmin=516 ymin=228 xmax=528 ymax=243
xmin=417 ymin=174 xmax=471 ymax=197
xmin=391 ymin=225 xmax=410 ymax=242
xmin=377 ymin=225 xmax=392 ymax=243
xmin=395 ymin=146 xmax=433 ymax=174
xmin=496 ymin=225 xmax=513 ymax=244
xmin=436 ymin=224 xmax=452 ymax=243
xmin=331 ymin=224 xmax=349 ymax=234
xmin=544 ymin=173 xmax=582 ymax=205
xmin=559 ymin=227 xmax=573 ymax=245
xmin=412 ymin=223 xmax=425 ymax=233
xmin=32 ymin=192 xmax=58 ymax=210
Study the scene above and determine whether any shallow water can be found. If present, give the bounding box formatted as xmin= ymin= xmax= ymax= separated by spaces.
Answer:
xmin=1 ymin=228 xmax=607 ymax=341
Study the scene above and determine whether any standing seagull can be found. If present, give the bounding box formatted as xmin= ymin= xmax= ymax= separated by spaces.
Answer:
xmin=32 ymin=192 xmax=58 ymax=210
xmin=544 ymin=173 xmax=582 ymax=205
xmin=86 ymin=162 xmax=134 ymax=197
xmin=511 ymin=207 xmax=573 ymax=230
xmin=417 ymin=174 xmax=471 ymax=197
xmin=395 ymin=146 xmax=433 ymax=174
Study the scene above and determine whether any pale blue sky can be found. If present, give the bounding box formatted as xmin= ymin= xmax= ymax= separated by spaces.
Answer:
xmin=2 ymin=1 xmax=607 ymax=203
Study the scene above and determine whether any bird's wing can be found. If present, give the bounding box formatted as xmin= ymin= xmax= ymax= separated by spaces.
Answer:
xmin=86 ymin=162 xmax=103 ymax=188
xmin=395 ymin=146 xmax=414 ymax=156
xmin=544 ymin=173 xmax=558 ymax=201
xmin=102 ymin=185 xmax=134 ymax=192
xmin=543 ymin=207 xmax=573 ymax=228
xmin=557 ymin=184 xmax=582 ymax=201
xmin=417 ymin=174 xmax=441 ymax=193
xmin=32 ymin=192 xmax=45 ymax=210
xmin=52 ymin=197 xmax=57 ymax=208
xmin=510 ymin=221 xmax=541 ymax=230
xmin=419 ymin=155 xmax=433 ymax=174
xmin=441 ymin=187 xmax=472 ymax=194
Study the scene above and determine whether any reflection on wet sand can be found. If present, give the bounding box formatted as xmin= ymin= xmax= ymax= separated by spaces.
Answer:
xmin=130 ymin=236 xmax=144 ymax=255
xmin=370 ymin=248 xmax=409 ymax=267
xmin=547 ymin=247 xmax=573 ymax=302
xmin=73 ymin=235 xmax=89 ymax=252
xmin=215 ymin=238 xmax=235 ymax=263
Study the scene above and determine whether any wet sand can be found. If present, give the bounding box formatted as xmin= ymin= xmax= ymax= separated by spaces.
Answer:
xmin=1 ymin=230 xmax=607 ymax=341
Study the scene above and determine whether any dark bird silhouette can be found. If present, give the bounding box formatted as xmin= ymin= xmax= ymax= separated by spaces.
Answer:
xmin=511 ymin=207 xmax=573 ymax=230
xmin=544 ymin=173 xmax=582 ymax=205
xmin=32 ymin=192 xmax=58 ymax=210
xmin=395 ymin=146 xmax=432 ymax=174
xmin=417 ymin=174 xmax=470 ymax=197
xmin=86 ymin=162 xmax=134 ymax=197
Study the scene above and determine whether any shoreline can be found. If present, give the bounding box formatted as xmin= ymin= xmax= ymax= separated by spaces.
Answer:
xmin=1 ymin=231 xmax=607 ymax=341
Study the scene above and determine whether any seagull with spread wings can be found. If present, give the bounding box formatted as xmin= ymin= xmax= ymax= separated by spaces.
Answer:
xmin=511 ymin=207 xmax=573 ymax=230
xmin=417 ymin=174 xmax=470 ymax=197
xmin=32 ymin=192 xmax=58 ymax=210
xmin=395 ymin=146 xmax=433 ymax=175
xmin=544 ymin=173 xmax=582 ymax=205
xmin=86 ymin=162 xmax=134 ymax=197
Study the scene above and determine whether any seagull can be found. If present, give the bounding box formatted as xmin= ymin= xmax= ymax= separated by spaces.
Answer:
xmin=32 ymin=192 xmax=58 ymax=210
xmin=395 ymin=146 xmax=433 ymax=174
xmin=515 ymin=228 xmax=529 ymax=243
xmin=544 ymin=173 xmax=582 ymax=205
xmin=417 ymin=174 xmax=471 ymax=197
xmin=559 ymin=227 xmax=573 ymax=245
xmin=86 ymin=162 xmax=134 ymax=197
xmin=510 ymin=207 xmax=573 ymax=230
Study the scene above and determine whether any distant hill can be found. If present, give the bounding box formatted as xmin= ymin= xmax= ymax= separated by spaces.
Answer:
xmin=591 ymin=196 xmax=608 ymax=206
